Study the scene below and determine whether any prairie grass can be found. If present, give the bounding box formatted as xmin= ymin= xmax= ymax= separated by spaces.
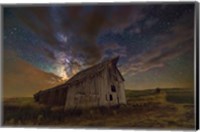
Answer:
xmin=3 ymin=88 xmax=195 ymax=129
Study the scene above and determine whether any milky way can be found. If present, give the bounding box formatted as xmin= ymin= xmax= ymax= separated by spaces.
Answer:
xmin=3 ymin=3 xmax=195 ymax=97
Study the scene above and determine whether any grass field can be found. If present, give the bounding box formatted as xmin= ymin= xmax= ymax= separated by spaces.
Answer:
xmin=3 ymin=88 xmax=195 ymax=129
xmin=126 ymin=88 xmax=194 ymax=104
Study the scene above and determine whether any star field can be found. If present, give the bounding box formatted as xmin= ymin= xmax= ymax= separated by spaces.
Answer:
xmin=3 ymin=3 xmax=195 ymax=97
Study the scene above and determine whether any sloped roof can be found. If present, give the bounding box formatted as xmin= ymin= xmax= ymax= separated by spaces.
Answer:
xmin=36 ymin=56 xmax=124 ymax=94
xmin=65 ymin=56 xmax=124 ymax=85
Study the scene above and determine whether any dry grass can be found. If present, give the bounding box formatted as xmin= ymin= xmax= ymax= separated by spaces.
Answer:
xmin=3 ymin=89 xmax=195 ymax=129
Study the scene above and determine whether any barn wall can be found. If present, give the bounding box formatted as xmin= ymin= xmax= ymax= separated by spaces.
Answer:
xmin=105 ymin=64 xmax=127 ymax=106
xmin=64 ymin=62 xmax=127 ymax=109
xmin=39 ymin=92 xmax=49 ymax=104
xmin=58 ymin=88 xmax=68 ymax=105
xmin=65 ymin=71 xmax=107 ymax=109
xmin=96 ymin=64 xmax=122 ymax=107
xmin=118 ymin=83 xmax=127 ymax=104
xmin=97 ymin=68 xmax=110 ymax=107
xmin=106 ymin=65 xmax=120 ymax=106
xmin=35 ymin=87 xmax=68 ymax=106
xmin=115 ymin=71 xmax=126 ymax=105
xmin=65 ymin=85 xmax=76 ymax=109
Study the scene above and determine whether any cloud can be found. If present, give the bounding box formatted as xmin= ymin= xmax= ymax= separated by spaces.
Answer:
xmin=100 ymin=43 xmax=127 ymax=60
xmin=5 ymin=5 xmax=194 ymax=80
xmin=120 ymin=12 xmax=194 ymax=76
xmin=11 ymin=7 xmax=58 ymax=46
xmin=7 ymin=6 xmax=145 ymax=78
xmin=9 ymin=6 xmax=143 ymax=59
xmin=3 ymin=50 xmax=63 ymax=97
xmin=8 ymin=7 xmax=109 ymax=77
xmin=42 ymin=47 xmax=57 ymax=60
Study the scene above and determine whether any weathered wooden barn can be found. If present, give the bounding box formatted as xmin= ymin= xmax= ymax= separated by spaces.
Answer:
xmin=34 ymin=56 xmax=127 ymax=110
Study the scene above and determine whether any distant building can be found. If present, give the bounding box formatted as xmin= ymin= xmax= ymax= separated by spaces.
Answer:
xmin=155 ymin=87 xmax=161 ymax=93
xmin=34 ymin=56 xmax=127 ymax=110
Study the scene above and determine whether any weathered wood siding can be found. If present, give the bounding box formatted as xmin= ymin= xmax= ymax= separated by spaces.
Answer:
xmin=65 ymin=71 xmax=105 ymax=109
xmin=105 ymin=63 xmax=126 ymax=106
xmin=35 ymin=86 xmax=68 ymax=106
xmin=64 ymin=62 xmax=126 ymax=110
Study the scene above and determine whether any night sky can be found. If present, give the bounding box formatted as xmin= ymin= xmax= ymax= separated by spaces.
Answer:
xmin=3 ymin=4 xmax=195 ymax=97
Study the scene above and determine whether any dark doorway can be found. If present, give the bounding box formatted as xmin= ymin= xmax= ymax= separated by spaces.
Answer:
xmin=110 ymin=94 xmax=113 ymax=101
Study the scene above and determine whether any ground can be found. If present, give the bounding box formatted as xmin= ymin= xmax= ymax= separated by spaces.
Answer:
xmin=2 ymin=88 xmax=195 ymax=130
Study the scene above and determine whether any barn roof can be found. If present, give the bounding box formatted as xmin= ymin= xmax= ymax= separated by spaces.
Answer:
xmin=36 ymin=56 xmax=124 ymax=94
xmin=65 ymin=56 xmax=124 ymax=85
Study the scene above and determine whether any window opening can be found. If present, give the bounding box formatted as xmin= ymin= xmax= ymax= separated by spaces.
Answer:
xmin=111 ymin=85 xmax=116 ymax=92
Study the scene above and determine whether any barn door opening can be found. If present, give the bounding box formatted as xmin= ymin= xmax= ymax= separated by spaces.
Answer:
xmin=109 ymin=94 xmax=113 ymax=101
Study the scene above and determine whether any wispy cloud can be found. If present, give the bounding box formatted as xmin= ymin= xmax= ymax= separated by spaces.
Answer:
xmin=120 ymin=13 xmax=194 ymax=76
xmin=3 ymin=50 xmax=63 ymax=97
